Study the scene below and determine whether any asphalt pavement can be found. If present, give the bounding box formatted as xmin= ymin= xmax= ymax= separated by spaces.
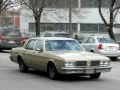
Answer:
xmin=0 ymin=51 xmax=120 ymax=90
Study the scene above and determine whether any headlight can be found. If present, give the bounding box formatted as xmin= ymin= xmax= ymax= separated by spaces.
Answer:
xmin=100 ymin=61 xmax=110 ymax=65
xmin=65 ymin=62 xmax=76 ymax=67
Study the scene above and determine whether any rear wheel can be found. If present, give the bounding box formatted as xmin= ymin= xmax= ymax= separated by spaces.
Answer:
xmin=48 ymin=63 xmax=58 ymax=80
xmin=18 ymin=57 xmax=28 ymax=72
xmin=90 ymin=73 xmax=101 ymax=79
xmin=0 ymin=49 xmax=3 ymax=52
xmin=90 ymin=50 xmax=94 ymax=53
xmin=110 ymin=57 xmax=118 ymax=61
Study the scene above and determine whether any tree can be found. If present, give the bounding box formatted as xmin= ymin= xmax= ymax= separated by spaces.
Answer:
xmin=20 ymin=0 xmax=58 ymax=36
xmin=0 ymin=0 xmax=15 ymax=13
xmin=41 ymin=0 xmax=84 ymax=37
xmin=98 ymin=0 xmax=120 ymax=41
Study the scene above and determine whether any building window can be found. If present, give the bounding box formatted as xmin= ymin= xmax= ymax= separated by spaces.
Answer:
xmin=29 ymin=23 xmax=77 ymax=33
xmin=80 ymin=24 xmax=108 ymax=33
xmin=81 ymin=0 xmax=111 ymax=8
xmin=29 ymin=23 xmax=36 ymax=32
xmin=99 ymin=24 xmax=108 ymax=33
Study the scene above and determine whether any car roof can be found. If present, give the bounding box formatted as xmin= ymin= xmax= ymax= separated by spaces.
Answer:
xmin=30 ymin=37 xmax=74 ymax=40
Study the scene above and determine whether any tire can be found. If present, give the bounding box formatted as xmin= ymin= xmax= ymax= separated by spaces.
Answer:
xmin=0 ymin=49 xmax=3 ymax=52
xmin=90 ymin=50 xmax=94 ymax=53
xmin=90 ymin=73 xmax=101 ymax=79
xmin=110 ymin=57 xmax=118 ymax=61
xmin=18 ymin=58 xmax=28 ymax=73
xmin=48 ymin=63 xmax=58 ymax=80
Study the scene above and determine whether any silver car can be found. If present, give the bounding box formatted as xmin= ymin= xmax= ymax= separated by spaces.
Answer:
xmin=81 ymin=36 xmax=120 ymax=60
xmin=41 ymin=31 xmax=69 ymax=37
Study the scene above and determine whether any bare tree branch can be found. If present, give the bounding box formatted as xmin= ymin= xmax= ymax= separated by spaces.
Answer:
xmin=20 ymin=0 xmax=59 ymax=36
xmin=98 ymin=0 xmax=109 ymax=27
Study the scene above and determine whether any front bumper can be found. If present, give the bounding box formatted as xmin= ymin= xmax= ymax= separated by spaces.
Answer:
xmin=59 ymin=66 xmax=112 ymax=74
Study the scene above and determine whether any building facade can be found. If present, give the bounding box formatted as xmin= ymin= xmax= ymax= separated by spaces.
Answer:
xmin=20 ymin=0 xmax=120 ymax=37
xmin=0 ymin=9 xmax=20 ymax=28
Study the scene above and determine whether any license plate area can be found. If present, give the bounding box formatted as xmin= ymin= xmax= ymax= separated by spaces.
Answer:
xmin=85 ymin=69 xmax=94 ymax=74
xmin=7 ymin=41 xmax=15 ymax=44
xmin=105 ymin=46 xmax=117 ymax=51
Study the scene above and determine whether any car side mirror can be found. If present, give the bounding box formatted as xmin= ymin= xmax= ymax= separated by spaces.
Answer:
xmin=36 ymin=48 xmax=43 ymax=53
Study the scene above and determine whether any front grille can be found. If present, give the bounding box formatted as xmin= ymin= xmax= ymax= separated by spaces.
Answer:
xmin=76 ymin=61 xmax=87 ymax=66
xmin=91 ymin=61 xmax=100 ymax=66
xmin=76 ymin=61 xmax=100 ymax=66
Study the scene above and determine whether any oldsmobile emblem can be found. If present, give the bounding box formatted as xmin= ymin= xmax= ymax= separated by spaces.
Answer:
xmin=87 ymin=61 xmax=91 ymax=66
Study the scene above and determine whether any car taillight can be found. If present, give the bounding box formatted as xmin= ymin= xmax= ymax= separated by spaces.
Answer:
xmin=98 ymin=44 xmax=103 ymax=49
xmin=20 ymin=38 xmax=28 ymax=41
xmin=119 ymin=46 xmax=120 ymax=50
xmin=0 ymin=35 xmax=3 ymax=41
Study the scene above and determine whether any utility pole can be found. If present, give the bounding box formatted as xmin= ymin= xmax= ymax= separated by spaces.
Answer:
xmin=69 ymin=0 xmax=73 ymax=37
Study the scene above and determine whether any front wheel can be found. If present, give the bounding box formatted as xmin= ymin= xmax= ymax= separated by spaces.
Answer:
xmin=90 ymin=73 xmax=101 ymax=79
xmin=18 ymin=58 xmax=28 ymax=73
xmin=110 ymin=57 xmax=118 ymax=61
xmin=48 ymin=63 xmax=58 ymax=80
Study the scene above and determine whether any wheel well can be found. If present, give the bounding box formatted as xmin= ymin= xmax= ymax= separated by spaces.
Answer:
xmin=17 ymin=55 xmax=22 ymax=63
xmin=47 ymin=61 xmax=55 ymax=72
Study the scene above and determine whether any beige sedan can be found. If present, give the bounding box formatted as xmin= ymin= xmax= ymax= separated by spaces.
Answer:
xmin=10 ymin=37 xmax=111 ymax=80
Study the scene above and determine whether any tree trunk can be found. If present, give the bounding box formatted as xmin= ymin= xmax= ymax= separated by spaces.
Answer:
xmin=34 ymin=14 xmax=41 ymax=36
xmin=107 ymin=28 xmax=115 ymax=41
xmin=35 ymin=20 xmax=40 ymax=36
xmin=98 ymin=0 xmax=116 ymax=41
xmin=109 ymin=9 xmax=116 ymax=41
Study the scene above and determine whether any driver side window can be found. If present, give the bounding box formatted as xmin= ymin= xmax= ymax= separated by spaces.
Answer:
xmin=35 ymin=40 xmax=43 ymax=50
xmin=25 ymin=40 xmax=36 ymax=50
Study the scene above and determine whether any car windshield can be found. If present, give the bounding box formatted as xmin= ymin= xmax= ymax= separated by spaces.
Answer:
xmin=45 ymin=40 xmax=84 ymax=51
xmin=97 ymin=38 xmax=116 ymax=43
xmin=54 ymin=33 xmax=69 ymax=37
xmin=2 ymin=28 xmax=21 ymax=37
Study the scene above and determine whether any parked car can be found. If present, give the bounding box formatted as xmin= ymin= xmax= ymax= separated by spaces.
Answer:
xmin=21 ymin=33 xmax=29 ymax=40
xmin=81 ymin=36 xmax=120 ymax=60
xmin=10 ymin=37 xmax=111 ymax=80
xmin=41 ymin=31 xmax=69 ymax=37
xmin=21 ymin=33 xmax=36 ymax=46
xmin=0 ymin=27 xmax=23 ymax=51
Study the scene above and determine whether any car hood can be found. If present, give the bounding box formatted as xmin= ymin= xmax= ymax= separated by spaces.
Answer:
xmin=47 ymin=51 xmax=109 ymax=61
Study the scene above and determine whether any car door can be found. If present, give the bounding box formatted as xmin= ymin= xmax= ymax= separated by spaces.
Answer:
xmin=22 ymin=39 xmax=37 ymax=67
xmin=86 ymin=37 xmax=96 ymax=52
xmin=32 ymin=40 xmax=47 ymax=71
xmin=81 ymin=37 xmax=89 ymax=50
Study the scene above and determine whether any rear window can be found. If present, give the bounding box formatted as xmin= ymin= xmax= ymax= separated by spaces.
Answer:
xmin=97 ymin=38 xmax=116 ymax=43
xmin=54 ymin=33 xmax=69 ymax=37
xmin=2 ymin=28 xmax=21 ymax=37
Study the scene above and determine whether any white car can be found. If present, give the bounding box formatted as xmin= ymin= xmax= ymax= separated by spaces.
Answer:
xmin=10 ymin=37 xmax=111 ymax=79
xmin=81 ymin=36 xmax=120 ymax=60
